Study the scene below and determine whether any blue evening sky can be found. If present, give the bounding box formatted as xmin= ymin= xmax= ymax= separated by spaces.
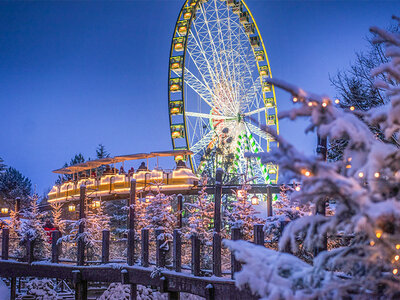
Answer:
xmin=0 ymin=0 xmax=398 ymax=194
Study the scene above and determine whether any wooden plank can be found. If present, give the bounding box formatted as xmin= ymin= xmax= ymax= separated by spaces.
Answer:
xmin=51 ymin=230 xmax=61 ymax=263
xmin=267 ymin=186 xmax=273 ymax=217
xmin=173 ymin=229 xmax=181 ymax=272
xmin=102 ymin=230 xmax=110 ymax=264
xmin=77 ymin=185 xmax=86 ymax=266
xmin=1 ymin=228 xmax=9 ymax=260
xmin=231 ymin=228 xmax=242 ymax=279
xmin=128 ymin=179 xmax=136 ymax=265
xmin=141 ymin=229 xmax=149 ymax=267
xmin=214 ymin=169 xmax=223 ymax=233
xmin=212 ymin=232 xmax=221 ymax=277
xmin=253 ymin=224 xmax=264 ymax=246
xmin=191 ymin=234 xmax=201 ymax=276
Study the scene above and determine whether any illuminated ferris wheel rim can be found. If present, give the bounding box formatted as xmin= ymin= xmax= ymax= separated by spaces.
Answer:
xmin=168 ymin=0 xmax=279 ymax=184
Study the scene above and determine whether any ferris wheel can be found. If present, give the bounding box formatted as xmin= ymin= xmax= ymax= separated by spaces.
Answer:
xmin=168 ymin=0 xmax=279 ymax=184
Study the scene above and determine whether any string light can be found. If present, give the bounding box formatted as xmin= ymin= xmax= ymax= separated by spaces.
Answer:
xmin=346 ymin=164 xmax=352 ymax=169
xmin=293 ymin=97 xmax=298 ymax=103
xmin=370 ymin=240 xmax=375 ymax=246
xmin=348 ymin=157 xmax=352 ymax=162
xmin=307 ymin=102 xmax=313 ymax=107
xmin=376 ymin=231 xmax=382 ymax=239
xmin=358 ymin=172 xmax=364 ymax=178
xmin=395 ymin=255 xmax=399 ymax=261
xmin=396 ymin=244 xmax=400 ymax=250
xmin=295 ymin=206 xmax=300 ymax=211
xmin=393 ymin=269 xmax=398 ymax=275
xmin=322 ymin=102 xmax=328 ymax=108
xmin=374 ymin=172 xmax=380 ymax=178
xmin=295 ymin=186 xmax=301 ymax=192
xmin=304 ymin=170 xmax=311 ymax=177
xmin=350 ymin=106 xmax=355 ymax=111
xmin=335 ymin=99 xmax=340 ymax=104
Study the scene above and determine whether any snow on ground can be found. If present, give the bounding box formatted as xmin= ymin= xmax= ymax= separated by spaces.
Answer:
xmin=0 ymin=280 xmax=10 ymax=300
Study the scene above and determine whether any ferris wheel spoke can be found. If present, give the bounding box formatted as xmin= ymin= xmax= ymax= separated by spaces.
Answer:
xmin=243 ymin=106 xmax=266 ymax=116
xmin=183 ymin=68 xmax=217 ymax=110
xmin=186 ymin=111 xmax=232 ymax=120
xmin=244 ymin=121 xmax=273 ymax=143
xmin=190 ymin=130 xmax=215 ymax=155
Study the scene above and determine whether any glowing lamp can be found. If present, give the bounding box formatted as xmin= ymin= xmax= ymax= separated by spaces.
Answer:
xmin=93 ymin=200 xmax=101 ymax=208
xmin=256 ymin=55 xmax=264 ymax=61
xmin=1 ymin=207 xmax=8 ymax=214
xmin=260 ymin=70 xmax=268 ymax=76
xmin=170 ymin=84 xmax=181 ymax=92
xmin=374 ymin=172 xmax=380 ymax=178
xmin=174 ymin=43 xmax=184 ymax=51
xmin=171 ymin=62 xmax=181 ymax=70
xmin=370 ymin=240 xmax=375 ymax=246
xmin=307 ymin=102 xmax=313 ymax=107
xmin=322 ymin=102 xmax=327 ymax=108
xmin=166 ymin=205 xmax=172 ymax=212
xmin=376 ymin=231 xmax=382 ymax=239
xmin=175 ymin=155 xmax=184 ymax=161
xmin=335 ymin=99 xmax=340 ymax=104
xmin=170 ymin=107 xmax=181 ymax=115
xmin=183 ymin=12 xmax=192 ymax=19
xmin=295 ymin=186 xmax=301 ymax=192
xmin=295 ymin=206 xmax=300 ymax=211
xmin=358 ymin=172 xmax=364 ymax=178
xmin=178 ymin=26 xmax=187 ymax=34
xmin=292 ymin=97 xmax=298 ymax=103
xmin=346 ymin=164 xmax=352 ymax=169
xmin=172 ymin=131 xmax=182 ymax=139
xmin=68 ymin=204 xmax=76 ymax=212
xmin=395 ymin=255 xmax=399 ymax=261
xmin=251 ymin=195 xmax=259 ymax=205
xmin=394 ymin=269 xmax=398 ymax=275
xmin=302 ymin=169 xmax=311 ymax=177
xmin=350 ymin=106 xmax=355 ymax=111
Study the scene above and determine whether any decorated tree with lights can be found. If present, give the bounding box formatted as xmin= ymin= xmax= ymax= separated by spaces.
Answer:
xmin=226 ymin=183 xmax=261 ymax=240
xmin=19 ymin=194 xmax=50 ymax=260
xmin=184 ymin=176 xmax=214 ymax=241
xmin=226 ymin=17 xmax=400 ymax=299
xmin=50 ymin=202 xmax=65 ymax=234
xmin=6 ymin=206 xmax=22 ymax=255
xmin=144 ymin=189 xmax=176 ymax=232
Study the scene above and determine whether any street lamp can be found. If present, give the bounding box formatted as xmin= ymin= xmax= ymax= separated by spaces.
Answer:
xmin=251 ymin=195 xmax=259 ymax=205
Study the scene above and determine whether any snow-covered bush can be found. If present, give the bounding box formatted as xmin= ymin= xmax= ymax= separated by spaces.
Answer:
xmin=24 ymin=279 xmax=57 ymax=299
xmin=226 ymin=17 xmax=400 ymax=299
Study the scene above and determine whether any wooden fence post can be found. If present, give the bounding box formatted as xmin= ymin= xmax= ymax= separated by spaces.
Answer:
xmin=254 ymin=224 xmax=264 ymax=246
xmin=214 ymin=169 xmax=223 ymax=233
xmin=231 ymin=227 xmax=242 ymax=279
xmin=177 ymin=194 xmax=183 ymax=228
xmin=10 ymin=277 xmax=16 ymax=300
xmin=102 ymin=230 xmax=110 ymax=264
xmin=73 ymin=270 xmax=87 ymax=300
xmin=212 ymin=232 xmax=221 ymax=277
xmin=173 ymin=229 xmax=181 ymax=272
xmin=27 ymin=240 xmax=34 ymax=264
xmin=1 ymin=228 xmax=9 ymax=260
xmin=267 ymin=186 xmax=273 ymax=217
xmin=51 ymin=230 xmax=61 ymax=263
xmin=191 ymin=234 xmax=200 ymax=276
xmin=141 ymin=228 xmax=149 ymax=267
xmin=127 ymin=179 xmax=136 ymax=266
xmin=155 ymin=229 xmax=166 ymax=268
xmin=77 ymin=185 xmax=86 ymax=266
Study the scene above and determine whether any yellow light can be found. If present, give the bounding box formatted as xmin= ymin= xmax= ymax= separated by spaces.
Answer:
xmin=358 ymin=172 xmax=364 ymax=178
xmin=346 ymin=164 xmax=352 ymax=169
xmin=335 ymin=99 xmax=340 ymax=104
xmin=374 ymin=172 xmax=380 ymax=178
xmin=92 ymin=200 xmax=101 ymax=208
xmin=395 ymin=255 xmax=399 ymax=261
xmin=322 ymin=102 xmax=327 ymax=108
xmin=145 ymin=192 xmax=154 ymax=203
xmin=292 ymin=97 xmax=298 ymax=103
xmin=1 ymin=208 xmax=8 ymax=214
xmin=350 ymin=106 xmax=355 ymax=111
xmin=251 ymin=195 xmax=259 ymax=205
xmin=302 ymin=169 xmax=311 ymax=177
xmin=237 ymin=189 xmax=246 ymax=199
xmin=166 ymin=205 xmax=172 ymax=212
xmin=393 ymin=269 xmax=398 ymax=275
xmin=348 ymin=157 xmax=352 ymax=162
xmin=295 ymin=207 xmax=300 ymax=211
xmin=295 ymin=186 xmax=301 ymax=192
xmin=376 ymin=231 xmax=382 ymax=239
xmin=396 ymin=244 xmax=400 ymax=250
xmin=68 ymin=204 xmax=76 ymax=212
xmin=307 ymin=102 xmax=313 ymax=107
xmin=370 ymin=240 xmax=375 ymax=246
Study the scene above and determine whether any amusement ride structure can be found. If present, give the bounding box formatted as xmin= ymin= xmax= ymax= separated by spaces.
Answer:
xmin=168 ymin=0 xmax=279 ymax=184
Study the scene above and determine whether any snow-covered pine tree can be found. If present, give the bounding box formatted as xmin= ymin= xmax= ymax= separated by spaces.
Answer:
xmin=50 ymin=202 xmax=65 ymax=234
xmin=226 ymin=17 xmax=400 ymax=299
xmin=85 ymin=199 xmax=111 ymax=260
xmin=0 ymin=157 xmax=6 ymax=173
xmin=184 ymin=176 xmax=214 ymax=242
xmin=6 ymin=207 xmax=22 ymax=255
xmin=145 ymin=190 xmax=177 ymax=232
xmin=19 ymin=194 xmax=49 ymax=260
xmin=0 ymin=167 xmax=32 ymax=208
xmin=264 ymin=184 xmax=312 ymax=246
xmin=226 ymin=182 xmax=261 ymax=240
